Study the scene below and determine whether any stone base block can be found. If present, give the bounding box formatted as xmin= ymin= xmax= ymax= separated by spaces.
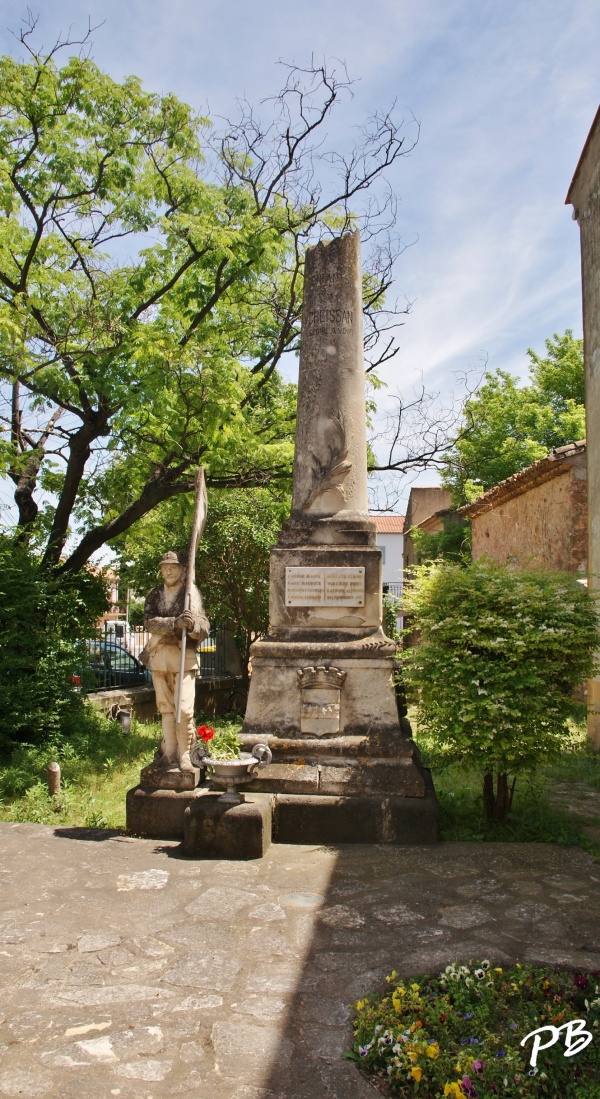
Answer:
xmin=126 ymin=785 xmax=206 ymax=839
xmin=183 ymin=791 xmax=273 ymax=859
xmin=139 ymin=764 xmax=201 ymax=791
xmin=273 ymin=769 xmax=438 ymax=845
xmin=243 ymin=755 xmax=425 ymax=797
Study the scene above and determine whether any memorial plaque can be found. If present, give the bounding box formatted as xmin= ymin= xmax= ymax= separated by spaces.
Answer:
xmin=285 ymin=567 xmax=365 ymax=607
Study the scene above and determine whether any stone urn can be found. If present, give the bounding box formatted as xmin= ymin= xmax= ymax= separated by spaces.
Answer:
xmin=190 ymin=742 xmax=272 ymax=804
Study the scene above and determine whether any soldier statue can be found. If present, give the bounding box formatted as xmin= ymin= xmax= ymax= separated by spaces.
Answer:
xmin=140 ymin=551 xmax=209 ymax=770
xmin=140 ymin=470 xmax=209 ymax=773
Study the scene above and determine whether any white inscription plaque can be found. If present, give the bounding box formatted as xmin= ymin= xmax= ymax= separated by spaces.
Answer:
xmin=285 ymin=567 xmax=365 ymax=607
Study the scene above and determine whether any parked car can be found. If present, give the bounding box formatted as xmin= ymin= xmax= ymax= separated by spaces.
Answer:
xmin=83 ymin=640 xmax=152 ymax=691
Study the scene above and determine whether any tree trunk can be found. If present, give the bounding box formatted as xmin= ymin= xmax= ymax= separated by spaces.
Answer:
xmin=483 ymin=772 xmax=516 ymax=821
xmin=41 ymin=421 xmax=98 ymax=570
xmin=483 ymin=772 xmax=495 ymax=820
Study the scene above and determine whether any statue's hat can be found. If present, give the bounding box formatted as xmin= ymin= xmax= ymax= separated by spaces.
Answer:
xmin=159 ymin=550 xmax=186 ymax=566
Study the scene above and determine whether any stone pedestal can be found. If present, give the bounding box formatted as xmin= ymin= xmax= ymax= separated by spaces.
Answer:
xmin=140 ymin=763 xmax=202 ymax=791
xmin=183 ymin=791 xmax=273 ymax=859
xmin=126 ymin=785 xmax=206 ymax=839
xmin=272 ymin=768 xmax=438 ymax=845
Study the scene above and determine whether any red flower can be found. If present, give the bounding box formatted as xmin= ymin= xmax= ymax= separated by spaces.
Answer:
xmin=197 ymin=725 xmax=215 ymax=742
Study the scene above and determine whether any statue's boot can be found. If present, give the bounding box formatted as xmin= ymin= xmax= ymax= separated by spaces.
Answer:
xmin=177 ymin=720 xmax=195 ymax=771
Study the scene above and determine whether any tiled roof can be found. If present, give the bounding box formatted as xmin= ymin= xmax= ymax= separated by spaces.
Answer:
xmin=458 ymin=440 xmax=586 ymax=519
xmin=370 ymin=514 xmax=405 ymax=533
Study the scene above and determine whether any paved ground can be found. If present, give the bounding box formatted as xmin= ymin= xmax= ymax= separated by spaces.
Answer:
xmin=0 ymin=824 xmax=600 ymax=1098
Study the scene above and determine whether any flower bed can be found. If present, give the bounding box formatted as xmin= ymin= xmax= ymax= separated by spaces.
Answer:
xmin=347 ymin=961 xmax=600 ymax=1097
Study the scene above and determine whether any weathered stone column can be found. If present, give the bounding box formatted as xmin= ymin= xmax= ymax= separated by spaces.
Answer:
xmin=567 ymin=107 xmax=600 ymax=749
xmin=292 ymin=232 xmax=368 ymax=518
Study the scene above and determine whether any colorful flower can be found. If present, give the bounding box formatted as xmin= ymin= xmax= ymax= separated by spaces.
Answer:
xmin=410 ymin=1067 xmax=422 ymax=1082
xmin=196 ymin=724 xmax=215 ymax=741
xmin=461 ymin=1076 xmax=479 ymax=1098
xmin=471 ymin=1060 xmax=484 ymax=1074
xmin=444 ymin=1084 xmax=465 ymax=1098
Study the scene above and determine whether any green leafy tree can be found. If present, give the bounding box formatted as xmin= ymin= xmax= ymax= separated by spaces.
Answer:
xmin=116 ymin=487 xmax=289 ymax=680
xmin=443 ymin=331 xmax=585 ymax=503
xmin=401 ymin=560 xmax=599 ymax=820
xmin=0 ymin=24 xmax=413 ymax=574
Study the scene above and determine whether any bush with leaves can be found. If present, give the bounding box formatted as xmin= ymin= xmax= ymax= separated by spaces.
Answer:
xmin=401 ymin=561 xmax=599 ymax=820
xmin=410 ymin=521 xmax=471 ymax=564
xmin=0 ymin=537 xmax=108 ymax=751
xmin=384 ymin=595 xmax=402 ymax=643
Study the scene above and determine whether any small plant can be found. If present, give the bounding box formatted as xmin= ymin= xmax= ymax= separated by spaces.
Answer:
xmin=384 ymin=595 xmax=402 ymax=643
xmin=196 ymin=723 xmax=241 ymax=759
xmin=348 ymin=960 xmax=600 ymax=1097
xmin=401 ymin=562 xmax=600 ymax=820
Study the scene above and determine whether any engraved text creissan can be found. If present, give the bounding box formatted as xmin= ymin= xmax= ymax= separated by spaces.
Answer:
xmin=307 ymin=309 xmax=354 ymax=327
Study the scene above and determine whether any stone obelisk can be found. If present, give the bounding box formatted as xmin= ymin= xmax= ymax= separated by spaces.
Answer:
xmin=240 ymin=231 xmax=437 ymax=844
xmin=291 ymin=231 xmax=368 ymax=519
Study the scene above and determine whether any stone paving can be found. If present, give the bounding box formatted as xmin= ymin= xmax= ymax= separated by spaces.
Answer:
xmin=1 ymin=824 xmax=600 ymax=1098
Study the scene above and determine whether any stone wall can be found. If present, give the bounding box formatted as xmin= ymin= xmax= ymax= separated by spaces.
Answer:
xmin=470 ymin=459 xmax=587 ymax=573
xmin=88 ymin=676 xmax=246 ymax=723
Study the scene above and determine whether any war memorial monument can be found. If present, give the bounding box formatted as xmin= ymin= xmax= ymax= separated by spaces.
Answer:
xmin=127 ymin=230 xmax=438 ymax=853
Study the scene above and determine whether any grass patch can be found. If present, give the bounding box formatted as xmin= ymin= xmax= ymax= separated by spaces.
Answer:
xmin=3 ymin=699 xmax=599 ymax=856
xmin=414 ymin=714 xmax=600 ymax=858
xmin=0 ymin=707 xmax=242 ymax=829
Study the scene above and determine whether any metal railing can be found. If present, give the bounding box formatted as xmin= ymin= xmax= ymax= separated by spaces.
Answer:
xmin=84 ymin=632 xmax=152 ymax=692
xmin=382 ymin=582 xmax=403 ymax=598
xmin=197 ymin=626 xmax=228 ymax=678
xmin=90 ymin=621 xmax=229 ymax=688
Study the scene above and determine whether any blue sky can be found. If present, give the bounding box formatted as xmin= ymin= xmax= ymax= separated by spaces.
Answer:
xmin=1 ymin=0 xmax=598 ymax=510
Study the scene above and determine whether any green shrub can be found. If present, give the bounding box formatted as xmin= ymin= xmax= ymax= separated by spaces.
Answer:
xmin=410 ymin=521 xmax=471 ymax=564
xmin=401 ymin=561 xmax=599 ymax=820
xmin=384 ymin=594 xmax=402 ymax=643
xmin=0 ymin=537 xmax=108 ymax=750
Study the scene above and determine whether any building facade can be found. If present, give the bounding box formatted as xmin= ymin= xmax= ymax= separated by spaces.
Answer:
xmin=370 ymin=514 xmax=404 ymax=597
xmin=567 ymin=106 xmax=600 ymax=747
xmin=459 ymin=442 xmax=587 ymax=575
